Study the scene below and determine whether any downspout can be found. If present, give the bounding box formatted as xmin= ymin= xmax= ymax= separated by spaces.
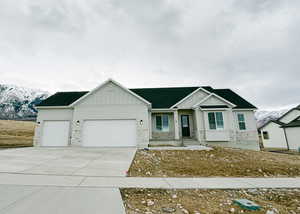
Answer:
xmin=283 ymin=127 xmax=290 ymax=150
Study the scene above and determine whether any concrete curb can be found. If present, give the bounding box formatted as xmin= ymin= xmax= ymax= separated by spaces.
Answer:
xmin=0 ymin=173 xmax=299 ymax=189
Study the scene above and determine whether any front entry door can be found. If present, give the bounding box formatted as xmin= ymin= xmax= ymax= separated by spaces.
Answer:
xmin=181 ymin=115 xmax=190 ymax=137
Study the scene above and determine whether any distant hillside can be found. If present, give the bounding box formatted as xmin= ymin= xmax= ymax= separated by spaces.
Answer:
xmin=0 ymin=84 xmax=50 ymax=120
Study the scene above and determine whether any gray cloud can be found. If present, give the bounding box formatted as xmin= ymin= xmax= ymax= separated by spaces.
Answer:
xmin=0 ymin=0 xmax=299 ymax=109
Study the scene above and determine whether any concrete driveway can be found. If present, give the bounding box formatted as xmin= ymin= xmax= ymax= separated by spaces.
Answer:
xmin=0 ymin=147 xmax=136 ymax=213
xmin=0 ymin=147 xmax=136 ymax=177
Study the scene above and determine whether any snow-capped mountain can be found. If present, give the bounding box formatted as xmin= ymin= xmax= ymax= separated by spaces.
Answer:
xmin=255 ymin=109 xmax=289 ymax=129
xmin=0 ymin=84 xmax=50 ymax=120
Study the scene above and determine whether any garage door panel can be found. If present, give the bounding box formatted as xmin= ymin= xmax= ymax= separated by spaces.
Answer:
xmin=82 ymin=120 xmax=136 ymax=147
xmin=42 ymin=121 xmax=70 ymax=146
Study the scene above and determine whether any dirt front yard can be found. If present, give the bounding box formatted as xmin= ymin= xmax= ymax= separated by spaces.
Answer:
xmin=121 ymin=188 xmax=300 ymax=214
xmin=0 ymin=120 xmax=35 ymax=148
xmin=128 ymin=147 xmax=300 ymax=177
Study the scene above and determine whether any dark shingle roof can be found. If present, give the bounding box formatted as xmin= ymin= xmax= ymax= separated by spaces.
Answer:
xmin=36 ymin=86 xmax=256 ymax=109
xmin=130 ymin=87 xmax=199 ymax=108
xmin=212 ymin=89 xmax=257 ymax=109
xmin=272 ymin=120 xmax=286 ymax=126
xmin=131 ymin=87 xmax=256 ymax=109
xmin=281 ymin=118 xmax=300 ymax=128
xmin=277 ymin=105 xmax=300 ymax=122
xmin=37 ymin=91 xmax=88 ymax=106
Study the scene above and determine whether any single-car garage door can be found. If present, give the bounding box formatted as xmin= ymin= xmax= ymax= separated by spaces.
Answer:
xmin=41 ymin=121 xmax=70 ymax=146
xmin=82 ymin=120 xmax=137 ymax=147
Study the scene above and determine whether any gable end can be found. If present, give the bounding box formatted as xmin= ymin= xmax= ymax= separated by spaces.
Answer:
xmin=70 ymin=79 xmax=151 ymax=107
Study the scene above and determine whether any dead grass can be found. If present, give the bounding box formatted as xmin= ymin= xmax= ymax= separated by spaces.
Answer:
xmin=263 ymin=148 xmax=300 ymax=156
xmin=128 ymin=147 xmax=300 ymax=177
xmin=0 ymin=120 xmax=35 ymax=148
xmin=121 ymin=188 xmax=300 ymax=214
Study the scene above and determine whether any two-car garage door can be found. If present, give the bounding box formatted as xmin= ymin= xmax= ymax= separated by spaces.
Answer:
xmin=82 ymin=120 xmax=137 ymax=147
xmin=41 ymin=119 xmax=137 ymax=147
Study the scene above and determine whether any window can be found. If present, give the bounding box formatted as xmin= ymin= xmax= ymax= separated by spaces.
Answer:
xmin=182 ymin=115 xmax=189 ymax=127
xmin=263 ymin=131 xmax=269 ymax=139
xmin=156 ymin=115 xmax=169 ymax=131
xmin=208 ymin=112 xmax=224 ymax=130
xmin=237 ymin=113 xmax=246 ymax=130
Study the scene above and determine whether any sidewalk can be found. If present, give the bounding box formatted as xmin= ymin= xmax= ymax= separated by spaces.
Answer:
xmin=1 ymin=173 xmax=299 ymax=214
xmin=0 ymin=185 xmax=125 ymax=214
xmin=0 ymin=173 xmax=299 ymax=189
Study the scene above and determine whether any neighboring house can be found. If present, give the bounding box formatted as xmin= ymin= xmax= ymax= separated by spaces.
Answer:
xmin=260 ymin=105 xmax=300 ymax=150
xmin=281 ymin=116 xmax=300 ymax=151
xmin=34 ymin=79 xmax=259 ymax=150
xmin=259 ymin=120 xmax=287 ymax=149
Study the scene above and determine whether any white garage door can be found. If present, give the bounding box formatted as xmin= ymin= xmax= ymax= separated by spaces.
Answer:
xmin=41 ymin=121 xmax=70 ymax=146
xmin=82 ymin=120 xmax=137 ymax=147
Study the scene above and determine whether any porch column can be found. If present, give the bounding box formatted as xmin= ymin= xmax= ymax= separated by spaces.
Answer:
xmin=194 ymin=108 xmax=201 ymax=142
xmin=149 ymin=111 xmax=152 ymax=140
xmin=174 ymin=110 xmax=180 ymax=140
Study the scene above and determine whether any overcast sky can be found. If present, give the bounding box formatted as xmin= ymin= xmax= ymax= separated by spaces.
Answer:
xmin=0 ymin=0 xmax=299 ymax=110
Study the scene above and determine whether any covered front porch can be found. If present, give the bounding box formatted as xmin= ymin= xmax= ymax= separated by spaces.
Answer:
xmin=148 ymin=106 xmax=234 ymax=147
xmin=149 ymin=109 xmax=200 ymax=146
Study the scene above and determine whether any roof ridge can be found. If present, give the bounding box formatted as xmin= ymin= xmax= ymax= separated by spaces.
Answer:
xmin=214 ymin=88 xmax=231 ymax=90
xmin=55 ymin=91 xmax=89 ymax=93
xmin=130 ymin=86 xmax=201 ymax=90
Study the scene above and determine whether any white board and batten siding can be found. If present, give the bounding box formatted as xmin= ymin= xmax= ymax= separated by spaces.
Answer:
xmin=201 ymin=95 xmax=229 ymax=106
xmin=72 ymin=82 xmax=149 ymax=147
xmin=176 ymin=89 xmax=209 ymax=109
xmin=285 ymin=127 xmax=300 ymax=150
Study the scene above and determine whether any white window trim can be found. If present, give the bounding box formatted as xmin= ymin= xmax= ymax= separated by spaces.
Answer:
xmin=208 ymin=112 xmax=224 ymax=130
xmin=237 ymin=113 xmax=247 ymax=131
xmin=155 ymin=114 xmax=170 ymax=132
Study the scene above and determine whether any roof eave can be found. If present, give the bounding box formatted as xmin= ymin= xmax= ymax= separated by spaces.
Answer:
xmin=281 ymin=124 xmax=300 ymax=128
xmin=36 ymin=106 xmax=73 ymax=109
xmin=232 ymin=108 xmax=257 ymax=111
xmin=200 ymin=108 xmax=230 ymax=111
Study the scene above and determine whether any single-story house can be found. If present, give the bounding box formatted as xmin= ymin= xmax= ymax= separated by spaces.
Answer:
xmin=34 ymin=79 xmax=259 ymax=150
xmin=260 ymin=105 xmax=300 ymax=150
xmin=280 ymin=116 xmax=300 ymax=151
